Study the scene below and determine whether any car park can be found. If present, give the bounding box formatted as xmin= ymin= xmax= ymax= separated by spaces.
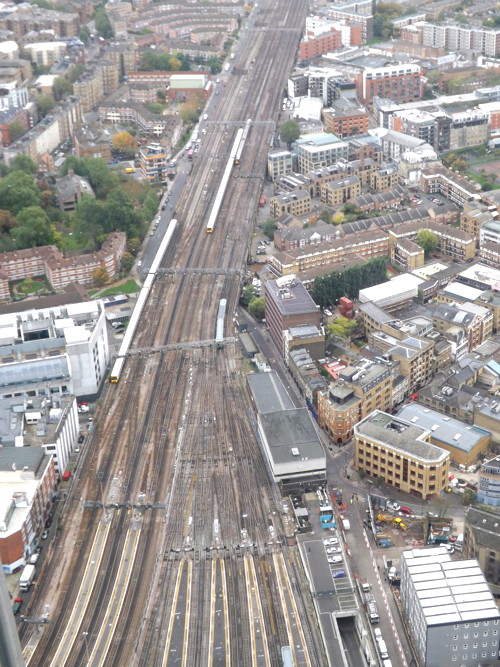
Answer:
xmin=329 ymin=555 xmax=343 ymax=564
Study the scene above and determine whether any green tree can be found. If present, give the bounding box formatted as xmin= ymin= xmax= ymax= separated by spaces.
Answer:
xmin=327 ymin=317 xmax=357 ymax=341
xmin=319 ymin=209 xmax=332 ymax=223
xmin=120 ymin=252 xmax=135 ymax=273
xmin=8 ymin=121 xmax=25 ymax=142
xmin=92 ymin=266 xmax=109 ymax=286
xmin=207 ymin=56 xmax=221 ymax=74
xmin=69 ymin=63 xmax=85 ymax=84
xmin=73 ymin=195 xmax=107 ymax=243
xmin=105 ymin=188 xmax=142 ymax=237
xmin=11 ymin=206 xmax=55 ymax=248
xmin=156 ymin=90 xmax=166 ymax=102
xmin=10 ymin=155 xmax=37 ymax=174
xmin=248 ymin=296 xmax=265 ymax=320
xmin=262 ymin=218 xmax=277 ymax=239
xmin=148 ymin=102 xmax=163 ymax=115
xmin=0 ymin=171 xmax=41 ymax=214
xmin=311 ymin=257 xmax=387 ymax=306
xmin=37 ymin=93 xmax=56 ymax=117
xmin=241 ymin=284 xmax=256 ymax=307
xmin=279 ymin=119 xmax=300 ymax=147
xmin=79 ymin=26 xmax=91 ymax=44
xmin=416 ymin=229 xmax=438 ymax=258
xmin=95 ymin=8 xmax=113 ymax=39
xmin=53 ymin=77 xmax=72 ymax=101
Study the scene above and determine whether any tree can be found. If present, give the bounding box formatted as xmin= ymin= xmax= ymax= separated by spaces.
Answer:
xmin=0 ymin=171 xmax=41 ymax=214
xmin=319 ymin=209 xmax=332 ymax=223
xmin=127 ymin=237 xmax=142 ymax=256
xmin=120 ymin=252 xmax=135 ymax=273
xmin=92 ymin=266 xmax=109 ymax=286
xmin=69 ymin=63 xmax=85 ymax=84
xmin=112 ymin=132 xmax=137 ymax=153
xmin=248 ymin=296 xmax=265 ymax=320
xmin=148 ymin=102 xmax=163 ymax=115
xmin=8 ymin=121 xmax=25 ymax=142
xmin=105 ymin=188 xmax=142 ymax=238
xmin=279 ymin=119 xmax=300 ymax=147
xmin=156 ymin=90 xmax=166 ymax=102
xmin=241 ymin=284 xmax=256 ymax=307
xmin=262 ymin=218 xmax=277 ymax=239
xmin=95 ymin=8 xmax=113 ymax=39
xmin=0 ymin=209 xmax=16 ymax=234
xmin=416 ymin=229 xmax=438 ymax=258
xmin=328 ymin=317 xmax=357 ymax=341
xmin=332 ymin=212 xmax=345 ymax=225
xmin=312 ymin=257 xmax=387 ymax=306
xmin=37 ymin=94 xmax=56 ymax=117
xmin=79 ymin=26 xmax=91 ymax=44
xmin=179 ymin=102 xmax=200 ymax=124
xmin=53 ymin=77 xmax=72 ymax=101
xmin=10 ymin=155 xmax=37 ymax=174
xmin=11 ymin=206 xmax=55 ymax=248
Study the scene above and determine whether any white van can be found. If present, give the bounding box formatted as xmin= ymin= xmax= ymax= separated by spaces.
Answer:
xmin=203 ymin=113 xmax=208 ymax=121
xmin=377 ymin=639 xmax=389 ymax=660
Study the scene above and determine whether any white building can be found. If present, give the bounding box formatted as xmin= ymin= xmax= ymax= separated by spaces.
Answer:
xmin=0 ymin=299 xmax=110 ymax=399
xmin=23 ymin=41 xmax=67 ymax=66
xmin=358 ymin=273 xmax=424 ymax=311
xmin=400 ymin=546 xmax=500 ymax=667
xmin=296 ymin=132 xmax=348 ymax=174
xmin=480 ymin=220 xmax=500 ymax=248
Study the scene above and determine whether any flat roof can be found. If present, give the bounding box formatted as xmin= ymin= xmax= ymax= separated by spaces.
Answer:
xmin=359 ymin=273 xmax=423 ymax=306
xmin=441 ymin=282 xmax=483 ymax=302
xmin=458 ymin=263 xmax=500 ymax=290
xmin=355 ymin=410 xmax=449 ymax=463
xmin=259 ymin=408 xmax=325 ymax=467
xmin=402 ymin=547 xmax=500 ymax=626
xmin=397 ymin=403 xmax=490 ymax=453
xmin=247 ymin=371 xmax=295 ymax=414
xmin=265 ymin=278 xmax=319 ymax=317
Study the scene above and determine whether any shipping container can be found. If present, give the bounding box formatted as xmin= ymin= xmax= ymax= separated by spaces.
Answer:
xmin=259 ymin=194 xmax=266 ymax=208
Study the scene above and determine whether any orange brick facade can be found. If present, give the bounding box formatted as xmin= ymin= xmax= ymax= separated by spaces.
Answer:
xmin=299 ymin=29 xmax=342 ymax=60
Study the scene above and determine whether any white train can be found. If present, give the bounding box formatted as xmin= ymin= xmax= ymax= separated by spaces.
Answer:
xmin=206 ymin=121 xmax=250 ymax=233
xmin=109 ymin=219 xmax=178 ymax=382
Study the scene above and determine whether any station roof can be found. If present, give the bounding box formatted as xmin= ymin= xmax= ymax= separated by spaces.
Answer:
xmin=247 ymin=371 xmax=295 ymax=414
xmin=259 ymin=408 xmax=325 ymax=466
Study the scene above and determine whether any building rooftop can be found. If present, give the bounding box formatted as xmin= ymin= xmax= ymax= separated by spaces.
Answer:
xmin=265 ymin=277 xmax=319 ymax=316
xmin=355 ymin=410 xmax=449 ymax=463
xmin=259 ymin=408 xmax=325 ymax=467
xmin=402 ymin=547 xmax=500 ymax=625
xmin=359 ymin=273 xmax=424 ymax=307
xmin=247 ymin=370 xmax=295 ymax=415
xmin=458 ymin=263 xmax=500 ymax=291
xmin=440 ymin=282 xmax=483 ymax=303
xmin=396 ymin=403 xmax=490 ymax=454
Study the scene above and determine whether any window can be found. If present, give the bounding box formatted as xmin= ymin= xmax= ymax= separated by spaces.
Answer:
xmin=454 ymin=636 xmax=458 ymax=641
xmin=451 ymin=657 xmax=457 ymax=662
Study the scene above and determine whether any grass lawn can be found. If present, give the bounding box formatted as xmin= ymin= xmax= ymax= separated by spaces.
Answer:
xmin=99 ymin=279 xmax=140 ymax=297
xmin=17 ymin=279 xmax=45 ymax=294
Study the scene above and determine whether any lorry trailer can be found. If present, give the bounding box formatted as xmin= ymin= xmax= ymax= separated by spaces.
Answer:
xmin=19 ymin=564 xmax=35 ymax=592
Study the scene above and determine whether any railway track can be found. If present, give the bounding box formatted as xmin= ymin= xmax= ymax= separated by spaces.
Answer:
xmin=22 ymin=1 xmax=324 ymax=665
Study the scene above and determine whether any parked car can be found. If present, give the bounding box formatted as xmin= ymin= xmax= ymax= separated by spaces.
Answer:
xmin=137 ymin=260 xmax=142 ymax=268
xmin=325 ymin=538 xmax=339 ymax=546
xmin=41 ymin=530 xmax=48 ymax=540
xmin=29 ymin=553 xmax=40 ymax=565
xmin=332 ymin=570 xmax=346 ymax=579
xmin=329 ymin=555 xmax=343 ymax=564
xmin=400 ymin=507 xmax=413 ymax=515
xmin=78 ymin=434 xmax=84 ymax=444
xmin=386 ymin=501 xmax=400 ymax=511
xmin=326 ymin=546 xmax=341 ymax=554
xmin=35 ymin=545 xmax=42 ymax=554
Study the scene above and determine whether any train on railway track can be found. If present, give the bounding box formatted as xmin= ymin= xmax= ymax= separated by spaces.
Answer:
xmin=206 ymin=121 xmax=251 ymax=233
xmin=109 ymin=219 xmax=178 ymax=383
xmin=215 ymin=298 xmax=227 ymax=348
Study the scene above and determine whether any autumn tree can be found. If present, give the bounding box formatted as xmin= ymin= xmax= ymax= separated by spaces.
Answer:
xmin=0 ymin=210 xmax=16 ymax=234
xmin=112 ymin=131 xmax=137 ymax=154
xmin=180 ymin=102 xmax=200 ymax=124
xmin=92 ymin=266 xmax=109 ymax=286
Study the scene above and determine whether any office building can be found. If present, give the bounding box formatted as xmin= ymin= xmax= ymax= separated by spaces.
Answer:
xmin=0 ymin=299 xmax=110 ymax=398
xmin=267 ymin=150 xmax=293 ymax=180
xmin=464 ymin=506 xmax=500 ymax=597
xmin=357 ymin=63 xmax=423 ymax=105
xmin=400 ymin=546 xmax=500 ymax=667
xmin=354 ymin=411 xmax=450 ymax=498
xmin=397 ymin=403 xmax=491 ymax=467
xmin=264 ymin=276 xmax=321 ymax=355
xmin=296 ymin=133 xmax=348 ymax=174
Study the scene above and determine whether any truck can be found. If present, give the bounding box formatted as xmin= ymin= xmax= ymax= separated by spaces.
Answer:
xmin=365 ymin=593 xmax=380 ymax=624
xmin=19 ymin=564 xmax=35 ymax=592
xmin=342 ymin=518 xmax=350 ymax=531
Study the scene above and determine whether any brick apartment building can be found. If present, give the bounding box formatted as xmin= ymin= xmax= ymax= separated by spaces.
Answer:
xmin=357 ymin=63 xmax=423 ymax=105
xmin=322 ymin=106 xmax=369 ymax=137
xmin=0 ymin=232 xmax=126 ymax=301
xmin=299 ymin=29 xmax=342 ymax=61
xmin=264 ymin=277 xmax=321 ymax=355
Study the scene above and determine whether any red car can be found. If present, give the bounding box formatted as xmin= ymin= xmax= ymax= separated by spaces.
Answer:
xmin=400 ymin=507 xmax=413 ymax=515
